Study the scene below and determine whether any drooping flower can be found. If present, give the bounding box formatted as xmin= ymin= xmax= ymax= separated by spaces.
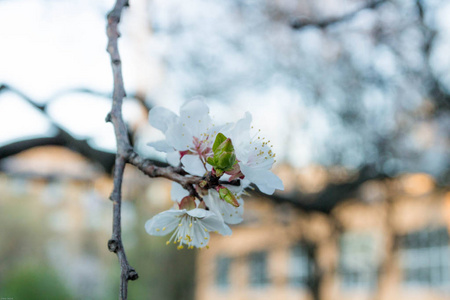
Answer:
xmin=145 ymin=207 xmax=231 ymax=249
xmin=148 ymin=100 xmax=227 ymax=176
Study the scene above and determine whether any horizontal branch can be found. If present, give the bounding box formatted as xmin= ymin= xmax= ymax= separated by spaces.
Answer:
xmin=291 ymin=0 xmax=387 ymax=30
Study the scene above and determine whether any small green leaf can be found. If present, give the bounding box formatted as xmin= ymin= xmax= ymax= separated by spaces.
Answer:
xmin=212 ymin=133 xmax=227 ymax=152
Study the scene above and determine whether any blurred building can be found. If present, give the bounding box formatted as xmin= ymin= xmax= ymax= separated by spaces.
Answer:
xmin=196 ymin=172 xmax=450 ymax=300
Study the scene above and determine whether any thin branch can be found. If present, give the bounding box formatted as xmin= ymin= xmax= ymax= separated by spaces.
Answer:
xmin=105 ymin=1 xmax=207 ymax=298
xmin=291 ymin=0 xmax=387 ymax=30
xmin=105 ymin=1 xmax=138 ymax=299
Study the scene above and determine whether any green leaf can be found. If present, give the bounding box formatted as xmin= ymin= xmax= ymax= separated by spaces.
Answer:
xmin=212 ymin=133 xmax=227 ymax=152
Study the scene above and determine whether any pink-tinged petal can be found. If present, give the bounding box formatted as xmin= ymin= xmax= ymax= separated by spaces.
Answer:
xmin=165 ymin=121 xmax=194 ymax=151
xmin=171 ymin=182 xmax=189 ymax=202
xmin=145 ymin=210 xmax=185 ymax=236
xmin=181 ymin=155 xmax=208 ymax=176
xmin=147 ymin=140 xmax=173 ymax=152
xmin=166 ymin=151 xmax=181 ymax=166
xmin=149 ymin=106 xmax=178 ymax=133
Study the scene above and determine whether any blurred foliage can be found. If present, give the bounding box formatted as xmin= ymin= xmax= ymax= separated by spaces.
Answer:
xmin=0 ymin=177 xmax=196 ymax=300
xmin=0 ymin=262 xmax=74 ymax=300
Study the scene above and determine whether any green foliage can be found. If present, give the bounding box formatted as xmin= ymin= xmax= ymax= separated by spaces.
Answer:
xmin=0 ymin=262 xmax=74 ymax=300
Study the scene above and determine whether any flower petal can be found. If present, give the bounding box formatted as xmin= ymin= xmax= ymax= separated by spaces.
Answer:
xmin=171 ymin=182 xmax=189 ymax=202
xmin=186 ymin=208 xmax=209 ymax=219
xmin=149 ymin=106 xmax=178 ymax=133
xmin=147 ymin=140 xmax=174 ymax=152
xmin=179 ymin=100 xmax=212 ymax=137
xmin=181 ymin=155 xmax=208 ymax=176
xmin=166 ymin=151 xmax=181 ymax=166
xmin=165 ymin=121 xmax=194 ymax=151
xmin=202 ymin=213 xmax=232 ymax=236
xmin=145 ymin=210 xmax=184 ymax=236
xmin=240 ymin=165 xmax=283 ymax=195
xmin=204 ymin=190 xmax=244 ymax=225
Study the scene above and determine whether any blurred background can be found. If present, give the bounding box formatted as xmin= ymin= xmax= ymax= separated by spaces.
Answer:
xmin=0 ymin=0 xmax=449 ymax=299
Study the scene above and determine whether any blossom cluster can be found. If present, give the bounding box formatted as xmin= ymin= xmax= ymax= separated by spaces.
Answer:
xmin=145 ymin=100 xmax=283 ymax=249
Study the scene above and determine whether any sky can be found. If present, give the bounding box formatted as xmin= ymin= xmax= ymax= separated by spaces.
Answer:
xmin=0 ymin=0 xmax=449 ymax=178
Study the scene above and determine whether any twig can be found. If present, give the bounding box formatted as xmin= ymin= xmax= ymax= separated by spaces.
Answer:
xmin=291 ymin=0 xmax=387 ymax=30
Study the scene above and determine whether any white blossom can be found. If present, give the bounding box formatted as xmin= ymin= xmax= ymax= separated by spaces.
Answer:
xmin=226 ymin=112 xmax=284 ymax=195
xmin=148 ymin=100 xmax=226 ymax=176
xmin=145 ymin=208 xmax=231 ymax=249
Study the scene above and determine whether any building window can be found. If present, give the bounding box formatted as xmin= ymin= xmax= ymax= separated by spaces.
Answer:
xmin=249 ymin=251 xmax=269 ymax=287
xmin=289 ymin=243 xmax=313 ymax=288
xmin=400 ymin=227 xmax=450 ymax=289
xmin=339 ymin=232 xmax=379 ymax=290
xmin=216 ymin=256 xmax=231 ymax=288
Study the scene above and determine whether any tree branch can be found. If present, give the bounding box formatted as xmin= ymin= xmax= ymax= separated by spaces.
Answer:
xmin=105 ymin=1 xmax=208 ymax=298
xmin=291 ymin=0 xmax=387 ymax=30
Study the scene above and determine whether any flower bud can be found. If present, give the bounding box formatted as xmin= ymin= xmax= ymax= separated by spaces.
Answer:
xmin=179 ymin=196 xmax=196 ymax=210
xmin=207 ymin=133 xmax=237 ymax=175
xmin=216 ymin=185 xmax=239 ymax=207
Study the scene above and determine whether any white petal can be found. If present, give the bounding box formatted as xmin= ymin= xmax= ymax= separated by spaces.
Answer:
xmin=171 ymin=182 xmax=189 ymax=202
xmin=241 ymin=165 xmax=284 ymax=195
xmin=145 ymin=210 xmax=184 ymax=236
xmin=204 ymin=191 xmax=243 ymax=225
xmin=264 ymin=171 xmax=284 ymax=191
xmin=165 ymin=121 xmax=194 ymax=151
xmin=166 ymin=151 xmax=181 ymax=166
xmin=181 ymin=155 xmax=207 ymax=176
xmin=147 ymin=140 xmax=173 ymax=152
xmin=180 ymin=100 xmax=209 ymax=120
xmin=232 ymin=112 xmax=252 ymax=138
xmin=179 ymin=100 xmax=212 ymax=137
xmin=191 ymin=222 xmax=210 ymax=248
xmin=186 ymin=208 xmax=209 ymax=219
xmin=149 ymin=106 xmax=178 ymax=133
xmin=202 ymin=213 xmax=232 ymax=236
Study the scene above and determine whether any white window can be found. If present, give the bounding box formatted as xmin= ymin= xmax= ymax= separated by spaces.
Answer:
xmin=288 ymin=243 xmax=313 ymax=288
xmin=339 ymin=232 xmax=380 ymax=290
xmin=249 ymin=251 xmax=269 ymax=287
xmin=216 ymin=256 xmax=231 ymax=289
xmin=400 ymin=227 xmax=450 ymax=290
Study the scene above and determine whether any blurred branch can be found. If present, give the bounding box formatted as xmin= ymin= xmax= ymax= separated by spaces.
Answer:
xmin=266 ymin=165 xmax=389 ymax=213
xmin=291 ymin=0 xmax=387 ymax=30
xmin=415 ymin=0 xmax=450 ymax=112
xmin=0 ymin=83 xmax=117 ymax=172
